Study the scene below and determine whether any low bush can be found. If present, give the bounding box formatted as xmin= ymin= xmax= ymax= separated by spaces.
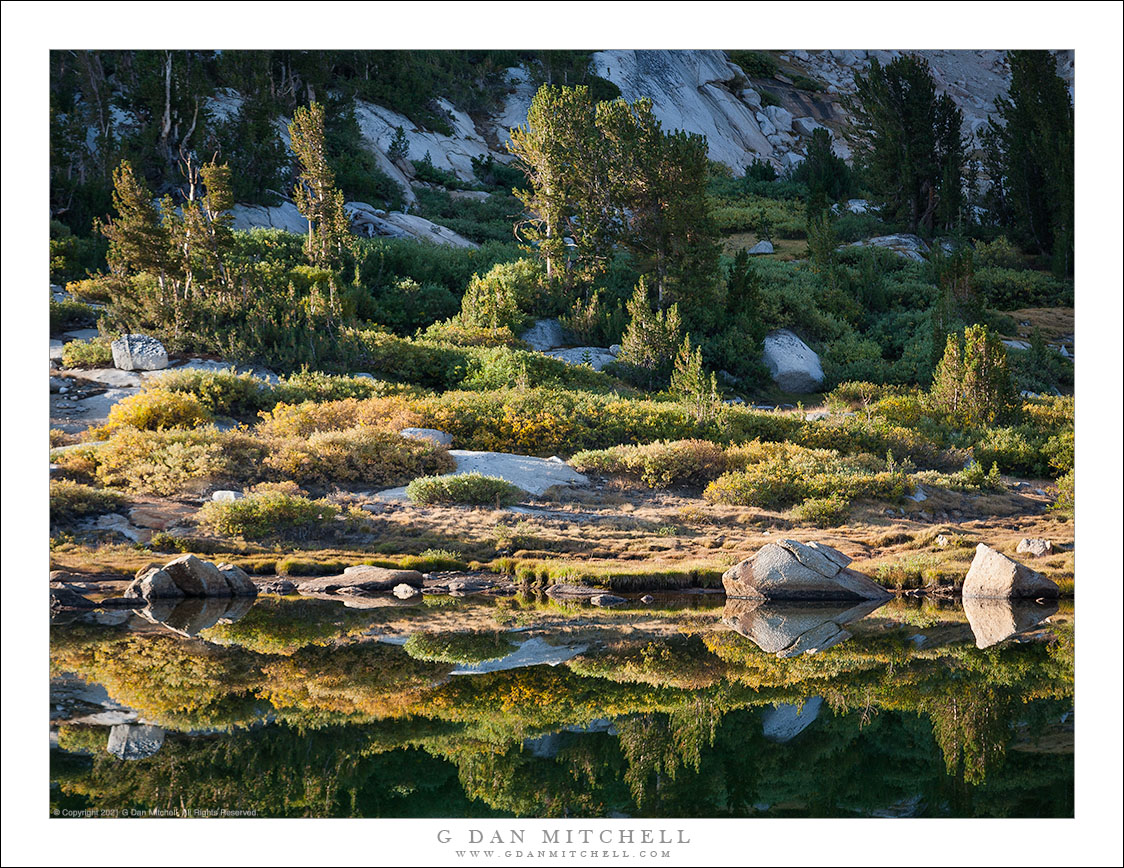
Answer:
xmin=263 ymin=427 xmax=454 ymax=487
xmin=792 ymin=494 xmax=851 ymax=527
xmin=61 ymin=338 xmax=112 ymax=368
xmin=973 ymin=267 xmax=1073 ymax=309
xmin=256 ymin=397 xmax=419 ymax=439
xmin=405 ymin=472 xmax=525 ymax=506
xmin=50 ymin=300 xmax=97 ymax=333
xmin=154 ymin=368 xmax=272 ymax=417
xmin=93 ymin=387 xmax=212 ymax=436
xmin=403 ymin=631 xmax=515 ymax=665
xmin=571 ymin=439 xmax=729 ymax=488
xmin=197 ymin=490 xmax=339 ymax=541
xmin=49 ymin=480 xmax=126 ymax=525
xmin=91 ymin=428 xmax=260 ymax=496
xmin=703 ymin=440 xmax=912 ymax=509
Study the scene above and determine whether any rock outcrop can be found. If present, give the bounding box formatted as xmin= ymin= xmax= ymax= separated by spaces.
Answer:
xmin=399 ymin=427 xmax=453 ymax=447
xmin=544 ymin=346 xmax=617 ymax=372
xmin=1016 ymin=538 xmax=1054 ymax=558
xmin=296 ymin=565 xmax=425 ymax=596
xmin=111 ymin=334 xmax=168 ymax=371
xmin=723 ymin=540 xmax=891 ymax=601
xmin=762 ymin=329 xmax=824 ymax=393
xmin=761 ymin=697 xmax=824 ymax=743
xmin=124 ymin=555 xmax=259 ymax=600
xmin=962 ymin=544 xmax=1060 ymax=599
xmin=723 ymin=597 xmax=887 ymax=656
xmin=520 ymin=318 xmax=566 ymax=352
xmin=963 ymin=597 xmax=1059 ymax=649
xmin=377 ymin=450 xmax=588 ymax=501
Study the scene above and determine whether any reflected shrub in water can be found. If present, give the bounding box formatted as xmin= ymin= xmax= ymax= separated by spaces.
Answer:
xmin=404 ymin=631 xmax=516 ymax=665
xmin=201 ymin=597 xmax=374 ymax=654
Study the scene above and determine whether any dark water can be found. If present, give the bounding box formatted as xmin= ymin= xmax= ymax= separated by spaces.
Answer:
xmin=49 ymin=591 xmax=1073 ymax=818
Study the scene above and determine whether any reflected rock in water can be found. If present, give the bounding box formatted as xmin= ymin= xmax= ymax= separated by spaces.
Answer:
xmin=106 ymin=724 xmax=164 ymax=760
xmin=139 ymin=595 xmax=257 ymax=637
xmin=762 ymin=697 xmax=823 ymax=743
xmin=964 ymin=597 xmax=1059 ymax=649
xmin=523 ymin=719 xmax=616 ymax=759
xmin=723 ymin=598 xmax=887 ymax=657
xmin=451 ymin=637 xmax=588 ymax=675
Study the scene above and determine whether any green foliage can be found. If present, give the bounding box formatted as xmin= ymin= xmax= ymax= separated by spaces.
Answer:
xmin=89 ymin=427 xmax=243 ymax=496
xmin=791 ymin=128 xmax=854 ymax=201
xmin=571 ymin=439 xmax=730 ymax=489
xmin=153 ymin=368 xmax=272 ymax=417
xmin=971 ymin=267 xmax=1073 ymax=310
xmin=198 ymin=490 xmax=339 ymax=541
xmin=615 ymin=281 xmax=683 ymax=389
xmin=50 ymin=221 xmax=108 ymax=281
xmin=262 ymin=428 xmax=455 ymax=487
xmin=411 ymin=152 xmax=467 ymax=189
xmin=981 ymin=51 xmax=1074 ymax=274
xmin=727 ymin=51 xmax=778 ymax=79
xmin=930 ymin=324 xmax=1017 ymax=427
xmin=456 ymin=258 xmax=544 ymax=333
xmin=406 ymin=472 xmax=525 ymax=506
xmin=792 ymin=494 xmax=851 ymax=527
xmin=560 ymin=289 xmax=628 ymax=347
xmin=50 ymin=301 xmax=97 ymax=333
xmin=703 ymin=440 xmax=911 ymax=509
xmin=93 ymin=387 xmax=212 ymax=436
xmin=669 ymin=336 xmax=721 ymax=423
xmin=49 ymin=480 xmax=126 ymax=525
xmin=848 ymin=54 xmax=966 ymax=232
xmin=60 ymin=338 xmax=113 ymax=368
xmin=404 ymin=632 xmax=516 ymax=665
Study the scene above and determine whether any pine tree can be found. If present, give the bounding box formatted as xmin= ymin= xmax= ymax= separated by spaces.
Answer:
xmin=930 ymin=323 xmax=1016 ymax=427
xmin=289 ymin=102 xmax=353 ymax=309
xmin=980 ymin=51 xmax=1074 ymax=275
xmin=848 ymin=55 xmax=967 ymax=233
xmin=670 ymin=335 xmax=721 ymax=423
xmin=617 ymin=279 xmax=683 ymax=389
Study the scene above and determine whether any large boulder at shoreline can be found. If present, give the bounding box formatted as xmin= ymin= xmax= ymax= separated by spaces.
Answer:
xmin=962 ymin=544 xmax=1060 ymax=599
xmin=723 ymin=540 xmax=891 ymax=601
xmin=296 ymin=565 xmax=424 ymax=595
xmin=50 ymin=584 xmax=95 ymax=612
xmin=963 ymin=597 xmax=1059 ymax=649
xmin=162 ymin=554 xmax=235 ymax=597
xmin=111 ymin=334 xmax=168 ymax=371
xmin=762 ymin=329 xmax=824 ymax=393
xmin=124 ymin=567 xmax=184 ymax=601
xmin=216 ymin=563 xmax=258 ymax=597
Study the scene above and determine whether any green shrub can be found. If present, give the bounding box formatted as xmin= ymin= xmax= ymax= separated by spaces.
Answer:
xmin=703 ymin=440 xmax=911 ymax=509
xmin=793 ymin=494 xmax=851 ymax=527
xmin=50 ymin=300 xmax=97 ymax=332
xmin=457 ymin=258 xmax=544 ymax=333
xmin=154 ymin=368 xmax=272 ymax=417
xmin=973 ymin=236 xmax=1029 ymax=270
xmin=256 ymin=396 xmax=419 ymax=439
xmin=273 ymin=369 xmax=397 ymax=404
xmin=93 ymin=387 xmax=212 ymax=436
xmin=571 ymin=439 xmax=729 ymax=488
xmin=198 ymin=490 xmax=339 ymax=541
xmin=49 ymin=480 xmax=126 ymax=525
xmin=1050 ymin=469 xmax=1074 ymax=517
xmin=264 ymin=427 xmax=454 ymax=487
xmin=420 ymin=319 xmax=521 ymax=348
xmin=404 ymin=631 xmax=516 ymax=665
xmin=972 ymin=266 xmax=1073 ymax=309
xmin=61 ymin=338 xmax=112 ymax=368
xmin=406 ymin=472 xmax=525 ymax=506
xmin=727 ymin=50 xmax=778 ymax=79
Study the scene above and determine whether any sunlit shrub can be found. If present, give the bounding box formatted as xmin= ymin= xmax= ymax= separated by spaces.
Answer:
xmin=256 ymin=397 xmax=419 ymax=439
xmin=571 ymin=439 xmax=729 ymax=488
xmin=153 ymin=368 xmax=271 ymax=417
xmin=49 ymin=480 xmax=126 ymax=525
xmin=198 ymin=490 xmax=339 ymax=541
xmin=61 ymin=337 xmax=113 ymax=368
xmin=93 ymin=387 xmax=212 ymax=436
xmin=406 ymin=472 xmax=524 ymax=506
xmin=263 ymin=427 xmax=453 ymax=487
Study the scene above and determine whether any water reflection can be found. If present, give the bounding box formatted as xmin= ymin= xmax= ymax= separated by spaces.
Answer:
xmin=963 ymin=597 xmax=1059 ymax=649
xmin=722 ymin=598 xmax=888 ymax=656
xmin=49 ymin=592 xmax=1074 ymax=819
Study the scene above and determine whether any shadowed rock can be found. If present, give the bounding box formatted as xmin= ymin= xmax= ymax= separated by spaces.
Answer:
xmin=107 ymin=724 xmax=165 ymax=760
xmin=964 ymin=597 xmax=1060 ymax=649
xmin=962 ymin=544 xmax=1060 ymax=599
xmin=723 ymin=540 xmax=891 ymax=601
xmin=162 ymin=554 xmax=233 ymax=596
xmin=723 ymin=598 xmax=888 ymax=657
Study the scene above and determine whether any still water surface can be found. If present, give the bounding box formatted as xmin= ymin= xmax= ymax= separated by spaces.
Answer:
xmin=49 ymin=591 xmax=1073 ymax=818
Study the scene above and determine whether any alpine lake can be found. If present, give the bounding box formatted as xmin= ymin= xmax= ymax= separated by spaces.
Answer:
xmin=50 ymin=586 xmax=1073 ymax=819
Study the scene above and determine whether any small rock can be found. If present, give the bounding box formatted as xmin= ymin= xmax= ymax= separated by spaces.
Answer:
xmin=520 ymin=318 xmax=566 ymax=352
xmin=212 ymin=490 xmax=243 ymax=502
xmin=805 ymin=411 xmax=829 ymax=422
xmin=256 ymin=579 xmax=297 ymax=595
xmin=1016 ymin=538 xmax=1054 ymax=558
xmin=393 ymin=583 xmax=421 ymax=599
xmin=640 ymin=594 xmax=656 ymax=604
xmin=747 ymin=239 xmax=774 ymax=255
xmin=590 ymin=593 xmax=627 ymax=607
xmin=399 ymin=428 xmax=453 ymax=447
